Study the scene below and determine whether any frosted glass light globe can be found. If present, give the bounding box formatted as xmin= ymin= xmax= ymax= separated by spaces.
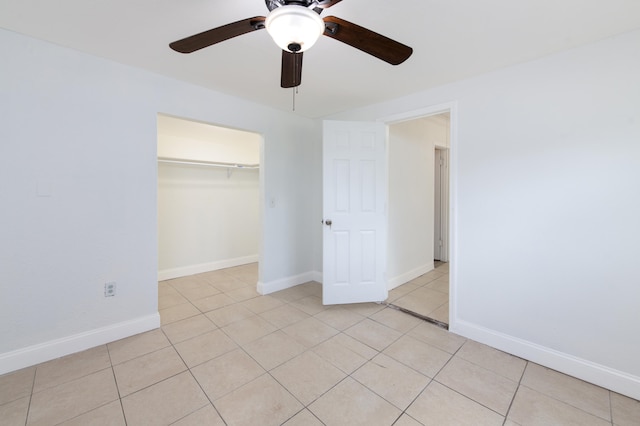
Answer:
xmin=265 ymin=5 xmax=325 ymax=53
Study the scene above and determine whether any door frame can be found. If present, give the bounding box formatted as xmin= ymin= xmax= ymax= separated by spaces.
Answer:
xmin=378 ymin=101 xmax=458 ymax=327
xmin=434 ymin=146 xmax=450 ymax=263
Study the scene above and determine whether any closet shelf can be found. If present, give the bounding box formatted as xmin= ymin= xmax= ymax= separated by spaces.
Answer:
xmin=158 ymin=157 xmax=259 ymax=169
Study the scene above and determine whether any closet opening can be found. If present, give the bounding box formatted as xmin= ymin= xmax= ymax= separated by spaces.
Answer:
xmin=156 ymin=114 xmax=262 ymax=298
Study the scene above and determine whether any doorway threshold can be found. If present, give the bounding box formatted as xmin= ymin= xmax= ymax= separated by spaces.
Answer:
xmin=384 ymin=302 xmax=449 ymax=330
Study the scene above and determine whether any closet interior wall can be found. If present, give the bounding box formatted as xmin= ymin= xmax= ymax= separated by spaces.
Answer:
xmin=157 ymin=115 xmax=261 ymax=281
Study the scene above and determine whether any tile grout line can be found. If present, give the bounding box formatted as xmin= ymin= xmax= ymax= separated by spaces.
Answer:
xmin=42 ymin=350 xmax=125 ymax=426
xmin=249 ymin=303 xmax=408 ymax=423
xmin=335 ymin=311 xmax=434 ymax=425
xmin=170 ymin=284 xmax=328 ymax=424
xmin=23 ymin=365 xmax=37 ymax=426
xmin=391 ymin=379 xmax=435 ymax=426
xmin=418 ymin=340 xmax=516 ymax=421
xmin=516 ymin=364 xmax=618 ymax=423
xmin=161 ymin=325 xmax=227 ymax=425
xmin=230 ymin=307 xmax=349 ymax=423
xmin=267 ymin=322 xmax=393 ymax=424
xmin=385 ymin=312 xmax=463 ymax=424
xmin=501 ymin=360 xmax=529 ymax=426
xmin=433 ymin=379 xmax=509 ymax=421
xmin=608 ymin=391 xmax=614 ymax=426
xmin=104 ymin=342 xmax=128 ymax=426
xmin=351 ymin=303 xmax=453 ymax=425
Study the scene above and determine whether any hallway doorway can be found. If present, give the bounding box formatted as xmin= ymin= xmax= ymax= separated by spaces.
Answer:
xmin=385 ymin=110 xmax=451 ymax=327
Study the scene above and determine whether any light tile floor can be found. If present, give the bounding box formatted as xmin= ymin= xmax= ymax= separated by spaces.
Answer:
xmin=387 ymin=261 xmax=449 ymax=325
xmin=2 ymin=263 xmax=639 ymax=425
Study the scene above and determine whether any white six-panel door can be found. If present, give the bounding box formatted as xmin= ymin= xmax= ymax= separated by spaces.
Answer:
xmin=322 ymin=120 xmax=388 ymax=305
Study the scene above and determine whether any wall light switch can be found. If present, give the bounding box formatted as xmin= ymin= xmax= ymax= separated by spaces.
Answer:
xmin=104 ymin=282 xmax=116 ymax=297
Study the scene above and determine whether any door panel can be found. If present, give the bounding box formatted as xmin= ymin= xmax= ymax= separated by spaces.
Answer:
xmin=434 ymin=149 xmax=442 ymax=261
xmin=323 ymin=120 xmax=388 ymax=305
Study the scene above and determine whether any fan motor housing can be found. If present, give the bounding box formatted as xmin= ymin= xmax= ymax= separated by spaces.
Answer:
xmin=266 ymin=0 xmax=315 ymax=12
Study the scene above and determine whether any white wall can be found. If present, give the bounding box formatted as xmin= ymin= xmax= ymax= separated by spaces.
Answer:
xmin=387 ymin=115 xmax=450 ymax=288
xmin=157 ymin=164 xmax=259 ymax=280
xmin=157 ymin=114 xmax=260 ymax=165
xmin=328 ymin=30 xmax=640 ymax=399
xmin=0 ymin=28 xmax=320 ymax=373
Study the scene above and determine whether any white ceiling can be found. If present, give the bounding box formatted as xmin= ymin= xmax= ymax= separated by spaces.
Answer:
xmin=2 ymin=0 xmax=640 ymax=118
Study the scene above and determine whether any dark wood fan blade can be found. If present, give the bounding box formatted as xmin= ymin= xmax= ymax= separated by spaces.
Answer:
xmin=315 ymin=0 xmax=344 ymax=9
xmin=170 ymin=17 xmax=266 ymax=53
xmin=322 ymin=16 xmax=413 ymax=65
xmin=313 ymin=0 xmax=343 ymax=14
xmin=281 ymin=51 xmax=303 ymax=88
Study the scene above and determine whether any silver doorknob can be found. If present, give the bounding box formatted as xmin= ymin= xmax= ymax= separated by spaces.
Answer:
xmin=324 ymin=219 xmax=332 ymax=228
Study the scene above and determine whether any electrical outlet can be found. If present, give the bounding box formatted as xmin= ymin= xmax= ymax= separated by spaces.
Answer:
xmin=104 ymin=282 xmax=116 ymax=297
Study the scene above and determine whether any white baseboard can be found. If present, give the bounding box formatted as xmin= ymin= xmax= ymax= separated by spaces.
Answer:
xmin=258 ymin=271 xmax=322 ymax=295
xmin=387 ymin=262 xmax=434 ymax=290
xmin=158 ymin=255 xmax=259 ymax=281
xmin=0 ymin=313 xmax=160 ymax=375
xmin=450 ymin=319 xmax=640 ymax=401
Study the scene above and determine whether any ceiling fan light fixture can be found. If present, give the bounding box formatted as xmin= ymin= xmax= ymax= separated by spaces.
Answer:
xmin=265 ymin=5 xmax=325 ymax=53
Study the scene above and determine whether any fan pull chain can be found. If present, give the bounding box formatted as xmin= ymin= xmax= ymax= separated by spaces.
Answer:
xmin=291 ymin=55 xmax=299 ymax=111
xmin=293 ymin=86 xmax=299 ymax=111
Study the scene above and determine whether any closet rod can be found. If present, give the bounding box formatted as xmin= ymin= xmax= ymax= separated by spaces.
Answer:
xmin=157 ymin=157 xmax=259 ymax=169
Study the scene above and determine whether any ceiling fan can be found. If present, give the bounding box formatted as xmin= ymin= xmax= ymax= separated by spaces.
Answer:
xmin=169 ymin=0 xmax=413 ymax=88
